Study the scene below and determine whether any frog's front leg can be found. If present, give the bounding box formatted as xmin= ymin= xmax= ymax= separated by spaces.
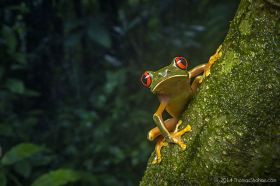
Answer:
xmin=188 ymin=64 xmax=206 ymax=79
xmin=152 ymin=95 xmax=174 ymax=142
xmin=191 ymin=75 xmax=203 ymax=92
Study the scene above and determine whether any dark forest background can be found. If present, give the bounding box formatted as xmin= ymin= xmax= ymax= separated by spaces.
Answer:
xmin=0 ymin=0 xmax=239 ymax=185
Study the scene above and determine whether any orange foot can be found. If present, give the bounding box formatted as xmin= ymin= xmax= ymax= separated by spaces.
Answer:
xmin=204 ymin=45 xmax=222 ymax=77
xmin=200 ymin=45 xmax=222 ymax=84
xmin=152 ymin=122 xmax=192 ymax=164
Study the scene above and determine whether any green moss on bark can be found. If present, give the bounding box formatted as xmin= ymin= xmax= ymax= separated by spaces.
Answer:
xmin=141 ymin=0 xmax=280 ymax=185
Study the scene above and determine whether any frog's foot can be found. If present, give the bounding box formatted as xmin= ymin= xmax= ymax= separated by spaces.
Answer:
xmin=151 ymin=122 xmax=191 ymax=164
xmin=169 ymin=124 xmax=192 ymax=150
xmin=202 ymin=45 xmax=222 ymax=82
xmin=174 ymin=120 xmax=183 ymax=132
xmin=152 ymin=137 xmax=168 ymax=164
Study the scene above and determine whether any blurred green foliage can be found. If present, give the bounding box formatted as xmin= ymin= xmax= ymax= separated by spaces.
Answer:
xmin=0 ymin=0 xmax=239 ymax=185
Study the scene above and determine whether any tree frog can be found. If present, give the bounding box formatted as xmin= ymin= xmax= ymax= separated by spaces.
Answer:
xmin=141 ymin=46 xmax=222 ymax=164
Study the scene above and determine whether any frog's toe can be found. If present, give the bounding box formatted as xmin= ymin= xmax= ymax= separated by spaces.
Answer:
xmin=204 ymin=67 xmax=211 ymax=77
xmin=205 ymin=45 xmax=222 ymax=76
xmin=152 ymin=137 xmax=168 ymax=164
xmin=170 ymin=125 xmax=192 ymax=150
xmin=174 ymin=124 xmax=192 ymax=137
xmin=171 ymin=137 xmax=187 ymax=150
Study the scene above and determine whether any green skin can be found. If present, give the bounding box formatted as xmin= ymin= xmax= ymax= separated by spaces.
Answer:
xmin=146 ymin=58 xmax=205 ymax=143
xmin=148 ymin=60 xmax=193 ymax=119
xmin=144 ymin=48 xmax=221 ymax=164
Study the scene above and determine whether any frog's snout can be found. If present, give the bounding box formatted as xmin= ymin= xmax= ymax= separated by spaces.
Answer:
xmin=158 ymin=69 xmax=169 ymax=78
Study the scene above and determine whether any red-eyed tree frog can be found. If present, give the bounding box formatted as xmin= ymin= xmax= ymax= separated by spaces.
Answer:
xmin=141 ymin=46 xmax=222 ymax=164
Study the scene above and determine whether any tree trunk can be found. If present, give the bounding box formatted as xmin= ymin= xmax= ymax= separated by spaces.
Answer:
xmin=141 ymin=0 xmax=280 ymax=185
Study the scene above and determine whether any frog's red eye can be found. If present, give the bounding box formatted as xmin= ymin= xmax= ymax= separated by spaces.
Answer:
xmin=175 ymin=57 xmax=188 ymax=70
xmin=141 ymin=71 xmax=152 ymax=88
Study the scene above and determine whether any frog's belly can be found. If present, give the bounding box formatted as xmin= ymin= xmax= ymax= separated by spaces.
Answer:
xmin=166 ymin=93 xmax=193 ymax=118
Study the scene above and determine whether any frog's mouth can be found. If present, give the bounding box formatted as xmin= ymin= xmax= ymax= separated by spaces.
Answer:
xmin=152 ymin=75 xmax=189 ymax=94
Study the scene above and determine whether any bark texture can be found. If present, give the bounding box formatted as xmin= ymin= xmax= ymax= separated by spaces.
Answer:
xmin=141 ymin=0 xmax=280 ymax=185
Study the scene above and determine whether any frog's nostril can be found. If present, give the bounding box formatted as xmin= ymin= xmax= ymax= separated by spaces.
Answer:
xmin=164 ymin=69 xmax=169 ymax=76
xmin=159 ymin=69 xmax=168 ymax=77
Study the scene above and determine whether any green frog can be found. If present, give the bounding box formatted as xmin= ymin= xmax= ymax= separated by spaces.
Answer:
xmin=141 ymin=46 xmax=222 ymax=164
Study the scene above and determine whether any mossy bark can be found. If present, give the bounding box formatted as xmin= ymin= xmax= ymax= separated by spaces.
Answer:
xmin=141 ymin=0 xmax=280 ymax=185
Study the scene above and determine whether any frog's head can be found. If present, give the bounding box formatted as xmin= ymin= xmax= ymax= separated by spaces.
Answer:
xmin=141 ymin=57 xmax=189 ymax=94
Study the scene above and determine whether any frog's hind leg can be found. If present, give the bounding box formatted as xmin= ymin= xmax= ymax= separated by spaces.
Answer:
xmin=147 ymin=118 xmax=178 ymax=141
